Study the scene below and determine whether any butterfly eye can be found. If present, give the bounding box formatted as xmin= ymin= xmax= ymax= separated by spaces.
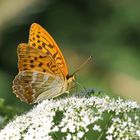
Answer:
xmin=66 ymin=74 xmax=70 ymax=80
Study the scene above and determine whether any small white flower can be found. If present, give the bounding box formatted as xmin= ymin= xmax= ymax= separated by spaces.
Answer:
xmin=106 ymin=135 xmax=113 ymax=140
xmin=77 ymin=131 xmax=84 ymax=138
xmin=52 ymin=126 xmax=59 ymax=131
xmin=93 ymin=124 xmax=101 ymax=132
xmin=122 ymin=121 xmax=127 ymax=127
xmin=134 ymin=115 xmax=139 ymax=120
xmin=61 ymin=127 xmax=67 ymax=132
xmin=107 ymin=125 xmax=115 ymax=134
xmin=69 ymin=124 xmax=76 ymax=133
xmin=136 ymin=130 xmax=140 ymax=137
xmin=66 ymin=133 xmax=72 ymax=140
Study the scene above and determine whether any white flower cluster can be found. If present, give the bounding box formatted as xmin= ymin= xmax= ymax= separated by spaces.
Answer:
xmin=0 ymin=96 xmax=139 ymax=140
xmin=106 ymin=115 xmax=140 ymax=140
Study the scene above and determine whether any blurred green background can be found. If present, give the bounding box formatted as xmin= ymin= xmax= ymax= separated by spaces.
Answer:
xmin=0 ymin=0 xmax=140 ymax=113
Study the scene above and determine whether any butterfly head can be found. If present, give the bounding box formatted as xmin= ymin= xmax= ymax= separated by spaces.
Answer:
xmin=66 ymin=74 xmax=76 ymax=90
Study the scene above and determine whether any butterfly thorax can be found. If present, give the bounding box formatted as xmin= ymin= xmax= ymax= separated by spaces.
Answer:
xmin=66 ymin=75 xmax=76 ymax=91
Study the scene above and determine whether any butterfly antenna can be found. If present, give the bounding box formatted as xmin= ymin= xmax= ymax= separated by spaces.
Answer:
xmin=76 ymin=81 xmax=87 ymax=91
xmin=72 ymin=55 xmax=93 ymax=76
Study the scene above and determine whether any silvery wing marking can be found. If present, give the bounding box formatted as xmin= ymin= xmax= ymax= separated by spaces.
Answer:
xmin=13 ymin=71 xmax=67 ymax=104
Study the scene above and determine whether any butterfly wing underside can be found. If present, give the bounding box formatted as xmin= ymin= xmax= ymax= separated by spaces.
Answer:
xmin=13 ymin=71 xmax=65 ymax=104
xmin=13 ymin=43 xmax=67 ymax=104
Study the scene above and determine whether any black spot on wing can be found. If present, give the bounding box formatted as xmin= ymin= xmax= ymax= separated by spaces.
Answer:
xmin=38 ymin=62 xmax=43 ymax=67
xmin=30 ymin=60 xmax=34 ymax=63
xmin=48 ymin=44 xmax=53 ymax=48
xmin=38 ymin=46 xmax=42 ymax=49
xmin=34 ymin=57 xmax=37 ymax=60
xmin=32 ymin=43 xmax=36 ymax=47
xmin=30 ymin=65 xmax=34 ymax=68
xmin=52 ymin=51 xmax=58 ymax=59
xmin=36 ymin=35 xmax=40 ymax=38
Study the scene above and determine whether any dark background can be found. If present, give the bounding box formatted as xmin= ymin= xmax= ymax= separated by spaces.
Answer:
xmin=0 ymin=0 xmax=140 ymax=110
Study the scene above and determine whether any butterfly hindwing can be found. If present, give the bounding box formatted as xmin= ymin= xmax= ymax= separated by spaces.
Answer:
xmin=13 ymin=71 xmax=66 ymax=104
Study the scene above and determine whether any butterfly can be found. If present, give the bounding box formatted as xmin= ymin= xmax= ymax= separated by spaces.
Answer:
xmin=12 ymin=23 xmax=76 ymax=104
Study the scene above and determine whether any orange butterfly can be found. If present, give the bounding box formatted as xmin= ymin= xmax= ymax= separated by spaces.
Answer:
xmin=13 ymin=23 xmax=76 ymax=104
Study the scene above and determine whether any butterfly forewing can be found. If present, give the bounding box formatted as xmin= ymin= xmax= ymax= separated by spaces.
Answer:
xmin=17 ymin=43 xmax=64 ymax=77
xmin=29 ymin=23 xmax=68 ymax=76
